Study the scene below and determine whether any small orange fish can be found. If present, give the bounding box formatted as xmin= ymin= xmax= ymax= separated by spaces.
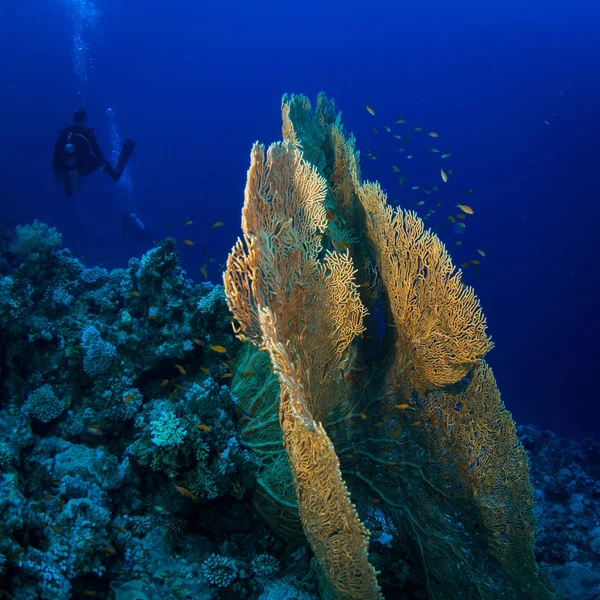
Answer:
xmin=477 ymin=248 xmax=486 ymax=257
xmin=192 ymin=338 xmax=204 ymax=346
xmin=87 ymin=426 xmax=103 ymax=436
xmin=175 ymin=485 xmax=198 ymax=501
xmin=174 ymin=384 xmax=185 ymax=391
xmin=428 ymin=131 xmax=439 ymax=137
xmin=390 ymin=431 xmax=402 ymax=438
xmin=370 ymin=497 xmax=381 ymax=504
xmin=184 ymin=219 xmax=193 ymax=226
xmin=0 ymin=589 xmax=13 ymax=599
xmin=201 ymin=265 xmax=208 ymax=279
xmin=129 ymin=291 xmax=141 ymax=297
xmin=196 ymin=424 xmax=211 ymax=433
xmin=174 ymin=363 xmax=186 ymax=375
xmin=416 ymin=201 xmax=425 ymax=206
xmin=56 ymin=499 xmax=66 ymax=507
xmin=170 ymin=388 xmax=179 ymax=397
xmin=394 ymin=118 xmax=406 ymax=123
xmin=350 ymin=376 xmax=363 ymax=389
xmin=231 ymin=480 xmax=240 ymax=494
xmin=209 ymin=345 xmax=227 ymax=354
xmin=146 ymin=315 xmax=158 ymax=321
xmin=43 ymin=494 xmax=54 ymax=500
xmin=241 ymin=371 xmax=255 ymax=378
xmin=457 ymin=213 xmax=466 ymax=219
xmin=460 ymin=262 xmax=469 ymax=268
xmin=456 ymin=203 xmax=474 ymax=215
xmin=394 ymin=403 xmax=414 ymax=410
xmin=440 ymin=168 xmax=448 ymax=183
xmin=111 ymin=524 xmax=126 ymax=533
xmin=124 ymin=393 xmax=135 ymax=404
xmin=12 ymin=547 xmax=25 ymax=556
xmin=211 ymin=221 xmax=225 ymax=228
xmin=360 ymin=412 xmax=367 ymax=420
xmin=365 ymin=104 xmax=375 ymax=115
xmin=221 ymin=373 xmax=232 ymax=379
xmin=182 ymin=239 xmax=195 ymax=246
xmin=50 ymin=525 xmax=61 ymax=534
xmin=101 ymin=546 xmax=116 ymax=554
xmin=161 ymin=379 xmax=169 ymax=386
xmin=325 ymin=210 xmax=335 ymax=221
xmin=470 ymin=260 xmax=481 ymax=265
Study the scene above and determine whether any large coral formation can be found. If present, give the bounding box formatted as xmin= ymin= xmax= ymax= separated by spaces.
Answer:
xmin=224 ymin=93 xmax=555 ymax=599
xmin=0 ymin=230 xmax=310 ymax=599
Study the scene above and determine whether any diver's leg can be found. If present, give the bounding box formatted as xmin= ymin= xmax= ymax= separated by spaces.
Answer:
xmin=101 ymin=162 xmax=121 ymax=181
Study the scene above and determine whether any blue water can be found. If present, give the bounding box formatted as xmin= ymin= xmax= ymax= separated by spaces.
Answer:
xmin=1 ymin=0 xmax=598 ymax=439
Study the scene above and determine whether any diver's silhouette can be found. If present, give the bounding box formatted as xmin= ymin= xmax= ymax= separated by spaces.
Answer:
xmin=53 ymin=109 xmax=135 ymax=197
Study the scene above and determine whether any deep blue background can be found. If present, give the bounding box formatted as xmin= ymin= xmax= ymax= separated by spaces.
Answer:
xmin=1 ymin=0 xmax=598 ymax=438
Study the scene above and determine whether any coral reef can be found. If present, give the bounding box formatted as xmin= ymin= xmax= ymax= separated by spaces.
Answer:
xmin=0 ymin=94 xmax=598 ymax=600
xmin=0 ymin=228 xmax=315 ymax=599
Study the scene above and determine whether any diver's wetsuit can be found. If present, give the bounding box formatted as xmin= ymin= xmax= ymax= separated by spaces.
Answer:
xmin=53 ymin=125 xmax=120 ymax=192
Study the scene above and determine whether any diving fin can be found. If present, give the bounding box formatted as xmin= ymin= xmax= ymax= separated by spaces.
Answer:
xmin=115 ymin=139 xmax=136 ymax=174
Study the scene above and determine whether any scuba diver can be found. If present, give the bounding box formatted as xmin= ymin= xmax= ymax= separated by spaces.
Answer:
xmin=122 ymin=208 xmax=151 ymax=243
xmin=53 ymin=109 xmax=136 ymax=197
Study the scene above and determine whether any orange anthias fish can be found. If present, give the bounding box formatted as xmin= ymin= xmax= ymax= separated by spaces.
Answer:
xmin=196 ymin=424 xmax=211 ymax=432
xmin=161 ymin=379 xmax=169 ymax=386
xmin=209 ymin=345 xmax=227 ymax=354
xmin=123 ymin=393 xmax=135 ymax=404
xmin=184 ymin=218 xmax=193 ymax=226
xmin=428 ymin=131 xmax=439 ymax=137
xmin=211 ymin=221 xmax=225 ymax=228
xmin=365 ymin=104 xmax=376 ymax=115
xmin=456 ymin=203 xmax=474 ymax=215
xmin=174 ymin=363 xmax=186 ymax=375
xmin=440 ymin=168 xmax=448 ymax=183
xmin=182 ymin=239 xmax=195 ymax=246
xmin=175 ymin=485 xmax=198 ymax=501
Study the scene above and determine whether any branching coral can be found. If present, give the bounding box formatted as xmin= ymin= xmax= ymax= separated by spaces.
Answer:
xmin=225 ymin=93 xmax=554 ymax=600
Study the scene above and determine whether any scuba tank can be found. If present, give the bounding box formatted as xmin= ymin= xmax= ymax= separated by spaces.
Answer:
xmin=63 ymin=140 xmax=81 ymax=195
